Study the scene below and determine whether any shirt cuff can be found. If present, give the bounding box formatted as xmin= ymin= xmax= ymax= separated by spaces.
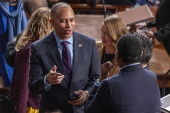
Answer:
xmin=44 ymin=75 xmax=51 ymax=90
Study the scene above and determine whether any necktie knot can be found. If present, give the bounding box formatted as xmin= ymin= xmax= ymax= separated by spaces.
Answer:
xmin=61 ymin=41 xmax=68 ymax=46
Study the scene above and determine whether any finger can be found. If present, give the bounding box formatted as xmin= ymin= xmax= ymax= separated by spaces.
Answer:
xmin=49 ymin=71 xmax=57 ymax=75
xmin=48 ymin=72 xmax=63 ymax=78
xmin=51 ymin=76 xmax=64 ymax=84
xmin=74 ymin=90 xmax=83 ymax=95
xmin=56 ymin=75 xmax=65 ymax=79
xmin=52 ymin=79 xmax=62 ymax=84
xmin=69 ymin=100 xmax=84 ymax=105
xmin=107 ymin=64 xmax=113 ymax=69
xmin=70 ymin=97 xmax=82 ymax=103
xmin=51 ymin=65 xmax=57 ymax=72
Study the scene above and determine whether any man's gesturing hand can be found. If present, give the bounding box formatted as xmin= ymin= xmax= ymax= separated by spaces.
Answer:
xmin=46 ymin=65 xmax=65 ymax=84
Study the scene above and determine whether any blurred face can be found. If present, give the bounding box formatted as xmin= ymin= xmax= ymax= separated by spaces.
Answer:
xmin=101 ymin=23 xmax=113 ymax=47
xmin=50 ymin=7 xmax=75 ymax=40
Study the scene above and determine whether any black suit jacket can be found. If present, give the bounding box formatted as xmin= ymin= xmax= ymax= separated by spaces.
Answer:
xmin=28 ymin=31 xmax=101 ymax=113
xmin=85 ymin=64 xmax=161 ymax=113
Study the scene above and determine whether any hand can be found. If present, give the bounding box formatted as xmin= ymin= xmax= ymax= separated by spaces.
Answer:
xmin=46 ymin=65 xmax=65 ymax=84
xmin=99 ymin=61 xmax=113 ymax=82
xmin=135 ymin=22 xmax=147 ymax=29
xmin=144 ymin=30 xmax=155 ymax=38
xmin=68 ymin=90 xmax=88 ymax=105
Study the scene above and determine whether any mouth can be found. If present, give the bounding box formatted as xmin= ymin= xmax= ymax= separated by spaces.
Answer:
xmin=102 ymin=40 xmax=107 ymax=43
xmin=65 ymin=30 xmax=72 ymax=34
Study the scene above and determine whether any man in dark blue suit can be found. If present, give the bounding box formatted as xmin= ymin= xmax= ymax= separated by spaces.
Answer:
xmin=28 ymin=2 xmax=101 ymax=113
xmin=85 ymin=33 xmax=161 ymax=113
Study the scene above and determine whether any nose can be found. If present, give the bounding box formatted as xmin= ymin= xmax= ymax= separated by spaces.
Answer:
xmin=101 ymin=34 xmax=105 ymax=39
xmin=66 ymin=21 xmax=71 ymax=28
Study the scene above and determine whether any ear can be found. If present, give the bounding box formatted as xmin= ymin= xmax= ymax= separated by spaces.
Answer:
xmin=25 ymin=12 xmax=31 ymax=20
xmin=115 ymin=50 xmax=120 ymax=59
xmin=49 ymin=18 xmax=54 ymax=26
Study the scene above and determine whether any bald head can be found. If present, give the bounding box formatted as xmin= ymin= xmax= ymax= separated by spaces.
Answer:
xmin=51 ymin=2 xmax=73 ymax=19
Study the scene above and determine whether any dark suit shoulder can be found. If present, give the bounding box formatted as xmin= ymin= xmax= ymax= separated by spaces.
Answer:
xmin=104 ymin=73 xmax=120 ymax=85
xmin=143 ymin=68 xmax=157 ymax=79
xmin=73 ymin=31 xmax=95 ymax=41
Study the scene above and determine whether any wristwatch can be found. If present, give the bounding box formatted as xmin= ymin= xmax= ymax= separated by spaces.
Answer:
xmin=96 ymin=79 xmax=100 ymax=84
xmin=85 ymin=90 xmax=90 ymax=97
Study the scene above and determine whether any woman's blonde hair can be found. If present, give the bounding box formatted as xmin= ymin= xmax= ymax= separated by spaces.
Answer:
xmin=104 ymin=15 xmax=129 ymax=48
xmin=15 ymin=7 xmax=53 ymax=51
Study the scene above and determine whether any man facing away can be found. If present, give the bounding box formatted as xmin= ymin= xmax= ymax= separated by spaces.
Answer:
xmin=28 ymin=2 xmax=101 ymax=113
xmin=85 ymin=33 xmax=161 ymax=113
xmin=5 ymin=0 xmax=48 ymax=67
xmin=132 ymin=32 xmax=153 ymax=69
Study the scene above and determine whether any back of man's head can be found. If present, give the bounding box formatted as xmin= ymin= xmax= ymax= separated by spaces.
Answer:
xmin=117 ymin=33 xmax=142 ymax=64
xmin=50 ymin=2 xmax=71 ymax=18
xmin=23 ymin=0 xmax=48 ymax=17
xmin=132 ymin=32 xmax=153 ymax=64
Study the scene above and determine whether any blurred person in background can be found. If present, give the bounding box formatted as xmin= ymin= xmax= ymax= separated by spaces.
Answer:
xmin=0 ymin=0 xmax=27 ymax=87
xmin=5 ymin=0 xmax=48 ymax=68
xmin=10 ymin=7 xmax=53 ymax=113
xmin=135 ymin=0 xmax=170 ymax=56
xmin=96 ymin=15 xmax=129 ymax=82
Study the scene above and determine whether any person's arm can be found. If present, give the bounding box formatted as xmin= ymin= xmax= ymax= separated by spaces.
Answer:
xmin=83 ymin=40 xmax=101 ymax=93
xmin=15 ymin=47 xmax=30 ymax=113
xmin=154 ymin=23 xmax=170 ymax=41
xmin=5 ymin=33 xmax=22 ymax=67
xmin=69 ymin=39 xmax=101 ymax=106
xmin=135 ymin=20 xmax=157 ymax=29
xmin=28 ymin=44 xmax=65 ymax=95
xmin=85 ymin=80 xmax=112 ymax=113
xmin=28 ymin=44 xmax=49 ymax=95
xmin=147 ymin=20 xmax=157 ymax=28
xmin=5 ymin=40 xmax=16 ymax=67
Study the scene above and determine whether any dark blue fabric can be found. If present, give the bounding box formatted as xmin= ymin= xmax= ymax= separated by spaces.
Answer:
xmin=0 ymin=32 xmax=13 ymax=87
xmin=0 ymin=9 xmax=7 ymax=35
xmin=0 ymin=0 xmax=28 ymax=41
xmin=0 ymin=0 xmax=27 ymax=87
xmin=135 ymin=0 xmax=158 ymax=5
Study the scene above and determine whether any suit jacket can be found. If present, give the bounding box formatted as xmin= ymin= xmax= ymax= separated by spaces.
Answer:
xmin=96 ymin=41 xmax=120 ymax=77
xmin=85 ymin=64 xmax=161 ymax=113
xmin=10 ymin=41 xmax=40 ymax=113
xmin=28 ymin=31 xmax=101 ymax=113
xmin=150 ymin=0 xmax=170 ymax=56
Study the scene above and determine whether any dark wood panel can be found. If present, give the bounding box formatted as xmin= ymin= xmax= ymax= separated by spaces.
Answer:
xmin=70 ymin=4 xmax=133 ymax=14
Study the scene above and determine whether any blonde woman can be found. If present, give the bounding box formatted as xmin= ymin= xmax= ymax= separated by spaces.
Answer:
xmin=10 ymin=7 xmax=53 ymax=113
xmin=97 ymin=15 xmax=129 ymax=81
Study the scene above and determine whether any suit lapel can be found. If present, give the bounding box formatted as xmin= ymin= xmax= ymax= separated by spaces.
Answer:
xmin=46 ymin=32 xmax=69 ymax=86
xmin=71 ymin=32 xmax=83 ymax=85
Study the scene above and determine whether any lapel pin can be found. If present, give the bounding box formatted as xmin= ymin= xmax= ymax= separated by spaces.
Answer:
xmin=78 ymin=44 xmax=82 ymax=47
